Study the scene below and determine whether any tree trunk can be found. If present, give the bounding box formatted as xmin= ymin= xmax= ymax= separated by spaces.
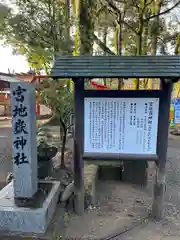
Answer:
xmin=136 ymin=23 xmax=143 ymax=56
xmin=66 ymin=0 xmax=70 ymax=43
xmin=175 ymin=33 xmax=180 ymax=55
xmin=65 ymin=0 xmax=71 ymax=91
xmin=60 ymin=117 xmax=67 ymax=169
xmin=151 ymin=1 xmax=163 ymax=55
xmin=143 ymin=20 xmax=149 ymax=55
xmin=61 ymin=129 xmax=67 ymax=169
xmin=103 ymin=27 xmax=107 ymax=86
xmin=79 ymin=0 xmax=96 ymax=54
xmin=143 ymin=20 xmax=149 ymax=89
xmin=150 ymin=0 xmax=163 ymax=90
xmin=135 ymin=14 xmax=144 ymax=90
xmin=117 ymin=15 xmax=124 ymax=90
xmin=72 ymin=0 xmax=80 ymax=56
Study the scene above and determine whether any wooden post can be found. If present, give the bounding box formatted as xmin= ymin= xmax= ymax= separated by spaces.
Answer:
xmin=73 ymin=78 xmax=84 ymax=215
xmin=152 ymin=163 xmax=166 ymax=221
xmin=152 ymin=79 xmax=172 ymax=221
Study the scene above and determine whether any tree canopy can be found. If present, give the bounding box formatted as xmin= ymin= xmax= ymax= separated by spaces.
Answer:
xmin=0 ymin=0 xmax=180 ymax=86
xmin=1 ymin=1 xmax=180 ymax=64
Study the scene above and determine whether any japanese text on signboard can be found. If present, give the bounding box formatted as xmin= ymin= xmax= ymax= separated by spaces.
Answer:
xmin=12 ymin=85 xmax=29 ymax=167
xmin=84 ymin=98 xmax=159 ymax=155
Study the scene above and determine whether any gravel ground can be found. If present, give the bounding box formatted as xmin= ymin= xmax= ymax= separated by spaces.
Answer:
xmin=44 ymin=135 xmax=180 ymax=240
xmin=115 ymin=137 xmax=180 ymax=240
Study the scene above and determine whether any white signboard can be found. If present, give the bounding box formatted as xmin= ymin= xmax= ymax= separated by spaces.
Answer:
xmin=84 ymin=98 xmax=159 ymax=155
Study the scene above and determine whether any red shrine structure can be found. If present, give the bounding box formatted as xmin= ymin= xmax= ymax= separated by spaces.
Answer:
xmin=0 ymin=72 xmax=41 ymax=116
xmin=0 ymin=72 xmax=109 ymax=116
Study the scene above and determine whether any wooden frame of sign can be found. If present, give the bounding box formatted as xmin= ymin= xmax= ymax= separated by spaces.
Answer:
xmin=51 ymin=56 xmax=180 ymax=220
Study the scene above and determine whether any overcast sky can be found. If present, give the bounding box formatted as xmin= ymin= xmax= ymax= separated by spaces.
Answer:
xmin=0 ymin=42 xmax=29 ymax=73
xmin=0 ymin=0 xmax=29 ymax=73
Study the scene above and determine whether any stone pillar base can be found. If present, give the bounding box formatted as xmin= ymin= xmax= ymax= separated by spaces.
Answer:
xmin=0 ymin=180 xmax=60 ymax=234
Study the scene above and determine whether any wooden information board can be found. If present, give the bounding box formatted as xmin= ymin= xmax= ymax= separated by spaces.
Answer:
xmin=84 ymin=97 xmax=159 ymax=155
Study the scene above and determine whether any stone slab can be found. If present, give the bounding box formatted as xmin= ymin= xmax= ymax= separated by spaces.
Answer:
xmin=84 ymin=164 xmax=98 ymax=207
xmin=10 ymin=82 xmax=38 ymax=198
xmin=0 ymin=180 xmax=61 ymax=234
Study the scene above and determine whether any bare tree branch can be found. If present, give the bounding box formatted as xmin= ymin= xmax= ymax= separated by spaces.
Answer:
xmin=145 ymin=0 xmax=154 ymax=7
xmin=93 ymin=33 xmax=115 ymax=55
xmin=146 ymin=1 xmax=180 ymax=21
xmin=105 ymin=0 xmax=138 ymax=34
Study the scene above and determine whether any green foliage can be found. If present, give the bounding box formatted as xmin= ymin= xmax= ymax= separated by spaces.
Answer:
xmin=0 ymin=0 xmax=72 ymax=72
xmin=40 ymin=78 xmax=74 ymax=168
xmin=1 ymin=0 xmax=180 ymax=89
xmin=40 ymin=79 xmax=73 ymax=126
xmin=1 ymin=0 xmax=180 ymax=63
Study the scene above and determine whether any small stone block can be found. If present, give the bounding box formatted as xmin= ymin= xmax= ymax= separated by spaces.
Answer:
xmin=0 ymin=180 xmax=61 ymax=234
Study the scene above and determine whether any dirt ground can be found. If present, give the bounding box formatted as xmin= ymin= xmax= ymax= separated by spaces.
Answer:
xmin=1 ymin=120 xmax=180 ymax=239
xmin=40 ymin=133 xmax=180 ymax=239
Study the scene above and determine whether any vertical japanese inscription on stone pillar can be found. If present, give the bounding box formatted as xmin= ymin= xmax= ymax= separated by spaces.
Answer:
xmin=10 ymin=82 xmax=37 ymax=198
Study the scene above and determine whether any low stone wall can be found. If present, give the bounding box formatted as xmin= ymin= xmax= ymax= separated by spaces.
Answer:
xmin=122 ymin=160 xmax=148 ymax=186
xmin=84 ymin=163 xmax=99 ymax=208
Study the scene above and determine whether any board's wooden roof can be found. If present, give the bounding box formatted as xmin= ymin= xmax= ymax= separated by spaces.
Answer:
xmin=51 ymin=56 xmax=180 ymax=80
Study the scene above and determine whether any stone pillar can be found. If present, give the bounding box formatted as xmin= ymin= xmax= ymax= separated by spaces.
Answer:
xmin=10 ymin=82 xmax=38 ymax=199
